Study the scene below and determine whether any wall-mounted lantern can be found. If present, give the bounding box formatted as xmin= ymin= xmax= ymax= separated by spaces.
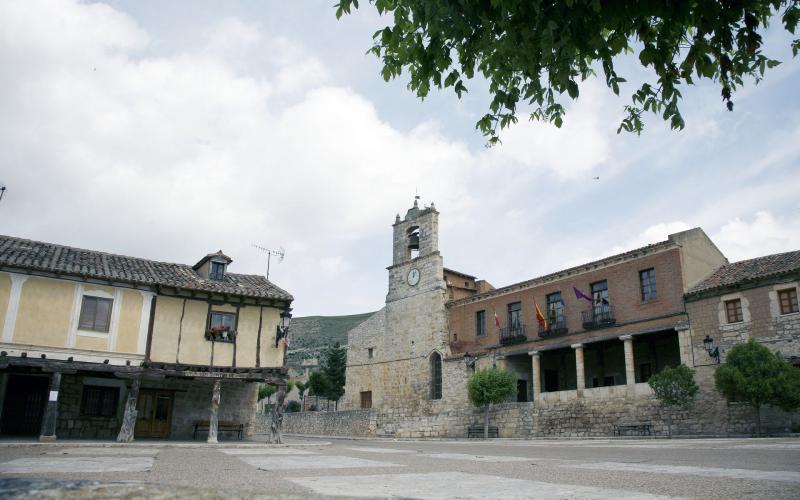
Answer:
xmin=463 ymin=352 xmax=476 ymax=370
xmin=275 ymin=307 xmax=293 ymax=347
xmin=703 ymin=335 xmax=720 ymax=364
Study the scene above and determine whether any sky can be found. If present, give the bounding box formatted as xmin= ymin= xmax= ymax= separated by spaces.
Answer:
xmin=1 ymin=0 xmax=799 ymax=316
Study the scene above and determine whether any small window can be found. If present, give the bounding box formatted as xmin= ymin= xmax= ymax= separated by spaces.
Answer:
xmin=779 ymin=288 xmax=799 ymax=315
xmin=464 ymin=281 xmax=469 ymax=287
xmin=430 ymin=352 xmax=442 ymax=400
xmin=81 ymin=385 xmax=119 ymax=417
xmin=368 ymin=348 xmax=374 ymax=358
xmin=78 ymin=296 xmax=113 ymax=332
xmin=640 ymin=268 xmax=657 ymax=301
xmin=360 ymin=391 xmax=372 ymax=409
xmin=476 ymin=310 xmax=486 ymax=337
xmin=207 ymin=311 xmax=237 ymax=342
xmin=725 ymin=299 xmax=743 ymax=323
xmin=209 ymin=261 xmax=225 ymax=281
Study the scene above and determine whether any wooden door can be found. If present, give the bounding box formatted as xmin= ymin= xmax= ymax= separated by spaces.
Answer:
xmin=134 ymin=390 xmax=173 ymax=438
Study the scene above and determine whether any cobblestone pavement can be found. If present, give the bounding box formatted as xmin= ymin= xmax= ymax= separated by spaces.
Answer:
xmin=0 ymin=436 xmax=798 ymax=498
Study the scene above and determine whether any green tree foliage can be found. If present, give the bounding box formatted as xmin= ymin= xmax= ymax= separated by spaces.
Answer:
xmin=714 ymin=340 xmax=800 ymax=436
xmin=322 ymin=342 xmax=348 ymax=409
xmin=295 ymin=380 xmax=308 ymax=411
xmin=336 ymin=0 xmax=800 ymax=142
xmin=648 ymin=364 xmax=699 ymax=436
xmin=307 ymin=371 xmax=331 ymax=408
xmin=286 ymin=400 xmax=302 ymax=412
xmin=258 ymin=384 xmax=277 ymax=402
xmin=467 ymin=368 xmax=516 ymax=438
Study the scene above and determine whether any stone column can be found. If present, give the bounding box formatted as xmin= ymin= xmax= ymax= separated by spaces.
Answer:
xmin=207 ymin=379 xmax=221 ymax=444
xmin=39 ymin=372 xmax=61 ymax=442
xmin=116 ymin=378 xmax=141 ymax=443
xmin=620 ymin=335 xmax=636 ymax=388
xmin=571 ymin=344 xmax=585 ymax=393
xmin=528 ymin=351 xmax=541 ymax=403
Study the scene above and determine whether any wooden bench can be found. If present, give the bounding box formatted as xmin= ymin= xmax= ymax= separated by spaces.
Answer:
xmin=468 ymin=425 xmax=498 ymax=438
xmin=613 ymin=422 xmax=653 ymax=437
xmin=192 ymin=420 xmax=244 ymax=440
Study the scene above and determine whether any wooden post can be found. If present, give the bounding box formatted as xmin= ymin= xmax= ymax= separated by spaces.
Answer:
xmin=39 ymin=372 xmax=61 ymax=442
xmin=208 ymin=379 xmax=221 ymax=444
xmin=116 ymin=378 xmax=141 ymax=443
xmin=269 ymin=384 xmax=287 ymax=444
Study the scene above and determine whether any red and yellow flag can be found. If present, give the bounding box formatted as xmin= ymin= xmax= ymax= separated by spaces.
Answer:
xmin=534 ymin=301 xmax=548 ymax=330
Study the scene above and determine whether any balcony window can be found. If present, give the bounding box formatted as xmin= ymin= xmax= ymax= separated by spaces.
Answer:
xmin=581 ymin=281 xmax=615 ymax=329
xmin=539 ymin=292 xmax=567 ymax=338
xmin=508 ymin=302 xmax=522 ymax=330
xmin=78 ymin=296 xmax=113 ymax=333
xmin=725 ymin=299 xmax=743 ymax=323
xmin=639 ymin=268 xmax=657 ymax=301
xmin=779 ymin=288 xmax=799 ymax=315
xmin=206 ymin=311 xmax=237 ymax=342
xmin=476 ymin=310 xmax=486 ymax=337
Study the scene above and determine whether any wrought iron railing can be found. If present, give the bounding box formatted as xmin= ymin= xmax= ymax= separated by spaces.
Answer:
xmin=500 ymin=324 xmax=527 ymax=345
xmin=538 ymin=315 xmax=568 ymax=338
xmin=581 ymin=305 xmax=616 ymax=329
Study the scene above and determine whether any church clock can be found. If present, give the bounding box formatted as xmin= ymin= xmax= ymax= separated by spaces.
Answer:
xmin=407 ymin=268 xmax=420 ymax=286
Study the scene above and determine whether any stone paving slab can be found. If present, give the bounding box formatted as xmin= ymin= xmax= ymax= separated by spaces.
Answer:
xmin=289 ymin=471 xmax=683 ymax=499
xmin=569 ymin=462 xmax=800 ymax=483
xmin=45 ymin=448 xmax=159 ymax=456
xmin=239 ymin=455 xmax=404 ymax=471
xmin=0 ymin=457 xmax=155 ymax=474
xmin=220 ymin=448 xmax=317 ymax=455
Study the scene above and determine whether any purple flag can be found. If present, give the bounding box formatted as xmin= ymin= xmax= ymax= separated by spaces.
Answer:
xmin=573 ymin=286 xmax=593 ymax=302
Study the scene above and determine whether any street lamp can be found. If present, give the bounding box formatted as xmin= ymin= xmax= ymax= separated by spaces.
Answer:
xmin=275 ymin=307 xmax=293 ymax=347
xmin=703 ymin=335 xmax=720 ymax=364
xmin=463 ymin=352 xmax=476 ymax=370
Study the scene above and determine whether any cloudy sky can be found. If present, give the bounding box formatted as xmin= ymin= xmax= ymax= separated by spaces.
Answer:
xmin=1 ymin=1 xmax=799 ymax=316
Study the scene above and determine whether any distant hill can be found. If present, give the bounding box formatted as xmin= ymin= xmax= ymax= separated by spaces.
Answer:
xmin=286 ymin=312 xmax=375 ymax=370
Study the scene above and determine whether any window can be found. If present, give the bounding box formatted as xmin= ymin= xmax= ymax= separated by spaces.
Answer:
xmin=360 ymin=391 xmax=372 ymax=409
xmin=591 ymin=280 xmax=610 ymax=315
xmin=368 ymin=348 xmax=374 ymax=359
xmin=546 ymin=292 xmax=564 ymax=327
xmin=476 ymin=310 xmax=486 ymax=337
xmin=779 ymin=288 xmax=799 ymax=315
xmin=430 ymin=352 xmax=442 ymax=400
xmin=640 ymin=268 xmax=657 ymax=301
xmin=78 ymin=296 xmax=113 ymax=332
xmin=207 ymin=311 xmax=237 ymax=342
xmin=725 ymin=299 xmax=743 ymax=323
xmin=508 ymin=302 xmax=522 ymax=330
xmin=81 ymin=385 xmax=119 ymax=417
xmin=209 ymin=261 xmax=225 ymax=280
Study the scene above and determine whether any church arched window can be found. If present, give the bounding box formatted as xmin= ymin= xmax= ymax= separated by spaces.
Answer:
xmin=430 ymin=352 xmax=442 ymax=400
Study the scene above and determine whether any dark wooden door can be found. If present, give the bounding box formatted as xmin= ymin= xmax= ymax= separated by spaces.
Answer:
xmin=516 ymin=380 xmax=528 ymax=402
xmin=135 ymin=390 xmax=173 ymax=438
xmin=1 ymin=375 xmax=49 ymax=435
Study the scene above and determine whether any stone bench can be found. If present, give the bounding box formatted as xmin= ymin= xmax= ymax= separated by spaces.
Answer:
xmin=192 ymin=420 xmax=244 ymax=440
xmin=468 ymin=425 xmax=498 ymax=438
xmin=613 ymin=422 xmax=653 ymax=437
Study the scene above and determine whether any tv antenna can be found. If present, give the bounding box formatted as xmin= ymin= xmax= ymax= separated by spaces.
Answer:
xmin=0 ymin=185 xmax=6 ymax=203
xmin=252 ymin=244 xmax=285 ymax=280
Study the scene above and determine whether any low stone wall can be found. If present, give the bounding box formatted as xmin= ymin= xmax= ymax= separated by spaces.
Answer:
xmin=280 ymin=409 xmax=376 ymax=437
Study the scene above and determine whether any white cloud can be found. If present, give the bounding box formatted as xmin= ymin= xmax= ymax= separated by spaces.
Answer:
xmin=713 ymin=211 xmax=800 ymax=262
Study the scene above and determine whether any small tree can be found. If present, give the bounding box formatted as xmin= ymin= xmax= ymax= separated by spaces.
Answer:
xmin=322 ymin=342 xmax=347 ymax=410
xmin=295 ymin=381 xmax=308 ymax=411
xmin=307 ymin=371 xmax=331 ymax=409
xmin=467 ymin=368 xmax=516 ymax=439
xmin=258 ymin=384 xmax=276 ymax=403
xmin=714 ymin=340 xmax=800 ymax=436
xmin=648 ymin=364 xmax=699 ymax=437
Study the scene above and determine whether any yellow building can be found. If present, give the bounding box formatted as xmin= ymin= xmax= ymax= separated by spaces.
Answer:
xmin=0 ymin=236 xmax=293 ymax=441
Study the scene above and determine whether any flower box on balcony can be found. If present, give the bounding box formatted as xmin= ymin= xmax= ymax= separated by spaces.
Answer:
xmin=205 ymin=327 xmax=237 ymax=343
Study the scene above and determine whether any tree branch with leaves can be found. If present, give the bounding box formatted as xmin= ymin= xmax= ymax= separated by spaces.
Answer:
xmin=336 ymin=0 xmax=799 ymax=143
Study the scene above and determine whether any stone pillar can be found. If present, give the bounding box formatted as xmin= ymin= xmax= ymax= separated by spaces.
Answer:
xmin=528 ymin=351 xmax=541 ymax=403
xmin=207 ymin=379 xmax=221 ymax=444
xmin=39 ymin=372 xmax=61 ymax=442
xmin=620 ymin=335 xmax=636 ymax=388
xmin=116 ymin=378 xmax=141 ymax=443
xmin=571 ymin=344 xmax=585 ymax=393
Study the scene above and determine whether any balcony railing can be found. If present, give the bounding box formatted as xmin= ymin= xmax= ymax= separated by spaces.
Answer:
xmin=581 ymin=305 xmax=616 ymax=330
xmin=500 ymin=324 xmax=527 ymax=345
xmin=205 ymin=327 xmax=237 ymax=343
xmin=538 ymin=315 xmax=568 ymax=338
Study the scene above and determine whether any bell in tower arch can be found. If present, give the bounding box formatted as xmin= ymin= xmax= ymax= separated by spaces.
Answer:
xmin=407 ymin=226 xmax=420 ymax=251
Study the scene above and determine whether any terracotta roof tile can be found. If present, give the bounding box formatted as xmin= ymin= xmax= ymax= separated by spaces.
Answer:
xmin=0 ymin=235 xmax=293 ymax=302
xmin=687 ymin=250 xmax=800 ymax=295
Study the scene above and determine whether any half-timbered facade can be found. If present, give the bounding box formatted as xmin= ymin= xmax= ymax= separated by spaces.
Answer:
xmin=0 ymin=235 xmax=292 ymax=441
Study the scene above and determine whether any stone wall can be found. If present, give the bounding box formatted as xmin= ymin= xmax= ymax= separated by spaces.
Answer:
xmin=277 ymin=410 xmax=376 ymax=437
xmin=56 ymin=375 xmax=127 ymax=439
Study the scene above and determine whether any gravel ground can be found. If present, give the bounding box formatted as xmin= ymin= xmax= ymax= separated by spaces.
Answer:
xmin=0 ymin=436 xmax=797 ymax=498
